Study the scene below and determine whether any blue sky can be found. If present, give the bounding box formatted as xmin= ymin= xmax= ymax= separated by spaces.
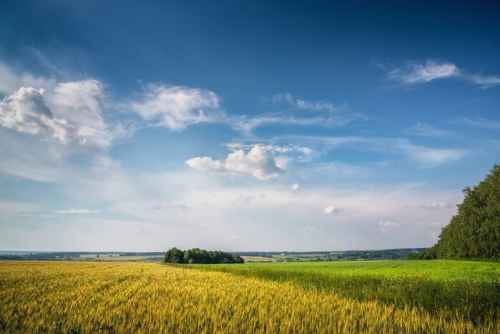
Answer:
xmin=1 ymin=1 xmax=499 ymax=251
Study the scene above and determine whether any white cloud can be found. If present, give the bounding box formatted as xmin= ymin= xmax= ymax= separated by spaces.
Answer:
xmin=186 ymin=144 xmax=286 ymax=180
xmin=129 ymin=84 xmax=222 ymax=130
xmin=466 ymin=74 xmax=500 ymax=89
xmin=323 ymin=205 xmax=341 ymax=215
xmin=226 ymin=143 xmax=315 ymax=160
xmin=126 ymin=88 xmax=361 ymax=135
xmin=0 ymin=80 xmax=111 ymax=148
xmin=48 ymin=79 xmax=111 ymax=147
xmin=229 ymin=113 xmax=361 ymax=136
xmin=0 ymin=63 xmax=118 ymax=183
xmin=388 ymin=60 xmax=500 ymax=89
xmin=272 ymin=93 xmax=340 ymax=113
xmin=185 ymin=156 xmax=225 ymax=173
xmin=0 ymin=87 xmax=69 ymax=142
xmin=389 ymin=61 xmax=459 ymax=84
xmin=291 ymin=183 xmax=300 ymax=191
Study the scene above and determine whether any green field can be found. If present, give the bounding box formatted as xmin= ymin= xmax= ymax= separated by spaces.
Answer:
xmin=196 ymin=260 xmax=500 ymax=324
xmin=198 ymin=259 xmax=500 ymax=281
xmin=0 ymin=260 xmax=498 ymax=333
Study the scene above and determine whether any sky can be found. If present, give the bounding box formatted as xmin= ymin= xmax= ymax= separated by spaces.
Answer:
xmin=0 ymin=0 xmax=499 ymax=251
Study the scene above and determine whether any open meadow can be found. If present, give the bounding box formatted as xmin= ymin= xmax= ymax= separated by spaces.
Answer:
xmin=0 ymin=260 xmax=498 ymax=333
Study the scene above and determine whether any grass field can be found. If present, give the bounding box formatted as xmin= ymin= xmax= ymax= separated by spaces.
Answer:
xmin=0 ymin=260 xmax=498 ymax=333
xmin=198 ymin=260 xmax=500 ymax=324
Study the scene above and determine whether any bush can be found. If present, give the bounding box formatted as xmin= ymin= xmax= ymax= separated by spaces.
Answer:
xmin=164 ymin=247 xmax=244 ymax=264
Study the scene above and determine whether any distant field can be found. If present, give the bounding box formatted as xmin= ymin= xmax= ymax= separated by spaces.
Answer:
xmin=240 ymin=255 xmax=274 ymax=262
xmin=200 ymin=259 xmax=500 ymax=281
xmin=0 ymin=261 xmax=498 ymax=333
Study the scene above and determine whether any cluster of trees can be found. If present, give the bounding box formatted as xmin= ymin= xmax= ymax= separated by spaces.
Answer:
xmin=423 ymin=165 xmax=500 ymax=260
xmin=164 ymin=248 xmax=244 ymax=264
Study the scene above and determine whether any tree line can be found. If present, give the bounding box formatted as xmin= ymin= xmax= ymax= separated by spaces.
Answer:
xmin=164 ymin=247 xmax=244 ymax=264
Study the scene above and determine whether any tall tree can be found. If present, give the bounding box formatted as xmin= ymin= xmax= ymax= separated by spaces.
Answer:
xmin=429 ymin=165 xmax=500 ymax=259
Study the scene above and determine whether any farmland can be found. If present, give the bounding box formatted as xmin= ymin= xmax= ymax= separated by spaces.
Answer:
xmin=198 ymin=260 xmax=500 ymax=324
xmin=0 ymin=260 xmax=499 ymax=333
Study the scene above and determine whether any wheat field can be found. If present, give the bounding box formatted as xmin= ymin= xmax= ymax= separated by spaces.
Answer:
xmin=0 ymin=261 xmax=498 ymax=334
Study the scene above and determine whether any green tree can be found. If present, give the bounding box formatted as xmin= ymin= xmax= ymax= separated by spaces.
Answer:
xmin=427 ymin=165 xmax=500 ymax=259
xmin=164 ymin=247 xmax=244 ymax=264
xmin=164 ymin=247 xmax=186 ymax=263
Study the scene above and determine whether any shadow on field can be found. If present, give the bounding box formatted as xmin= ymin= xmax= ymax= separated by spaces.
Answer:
xmin=196 ymin=267 xmax=499 ymax=324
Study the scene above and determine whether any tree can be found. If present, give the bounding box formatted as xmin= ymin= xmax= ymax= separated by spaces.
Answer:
xmin=164 ymin=247 xmax=186 ymax=264
xmin=426 ymin=165 xmax=500 ymax=259
xmin=163 ymin=247 xmax=244 ymax=264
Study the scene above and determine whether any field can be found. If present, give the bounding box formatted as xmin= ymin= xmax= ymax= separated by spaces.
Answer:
xmin=0 ymin=261 xmax=499 ymax=333
xmin=198 ymin=260 xmax=500 ymax=324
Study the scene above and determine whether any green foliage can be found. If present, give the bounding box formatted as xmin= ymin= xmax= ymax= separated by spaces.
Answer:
xmin=164 ymin=247 xmax=244 ymax=264
xmin=429 ymin=165 xmax=500 ymax=259
xmin=164 ymin=247 xmax=185 ymax=263
xmin=196 ymin=260 xmax=500 ymax=324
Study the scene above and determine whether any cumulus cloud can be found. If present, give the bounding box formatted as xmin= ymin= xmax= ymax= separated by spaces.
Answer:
xmin=388 ymin=60 xmax=500 ymax=88
xmin=48 ymin=79 xmax=111 ymax=147
xmin=129 ymin=84 xmax=222 ymax=130
xmin=186 ymin=144 xmax=286 ymax=180
xmin=291 ymin=183 xmax=300 ymax=191
xmin=0 ymin=87 xmax=69 ymax=142
xmin=0 ymin=79 xmax=111 ymax=148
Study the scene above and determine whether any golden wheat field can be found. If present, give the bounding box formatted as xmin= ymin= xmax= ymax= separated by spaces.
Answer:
xmin=0 ymin=261 xmax=498 ymax=334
